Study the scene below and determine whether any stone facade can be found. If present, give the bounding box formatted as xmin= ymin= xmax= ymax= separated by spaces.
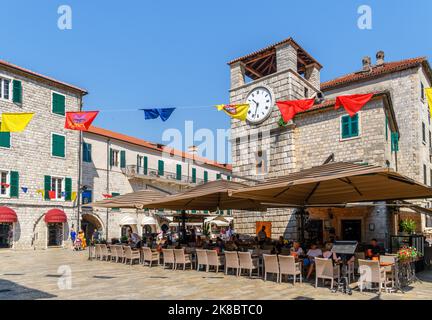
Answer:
xmin=0 ymin=63 xmax=85 ymax=249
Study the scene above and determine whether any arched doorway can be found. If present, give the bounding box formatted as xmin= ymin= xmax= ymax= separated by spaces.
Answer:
xmin=81 ymin=214 xmax=104 ymax=242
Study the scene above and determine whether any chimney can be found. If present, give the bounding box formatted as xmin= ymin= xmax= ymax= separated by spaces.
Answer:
xmin=362 ymin=56 xmax=371 ymax=71
xmin=376 ymin=50 xmax=385 ymax=66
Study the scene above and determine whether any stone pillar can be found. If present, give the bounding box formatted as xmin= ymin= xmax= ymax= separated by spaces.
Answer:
xmin=276 ymin=43 xmax=297 ymax=72
xmin=304 ymin=63 xmax=321 ymax=89
xmin=230 ymin=62 xmax=245 ymax=89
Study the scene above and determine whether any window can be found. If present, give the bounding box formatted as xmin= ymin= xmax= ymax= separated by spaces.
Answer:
xmin=52 ymin=92 xmax=65 ymax=115
xmin=422 ymin=122 xmax=426 ymax=143
xmin=204 ymin=171 xmax=208 ymax=183
xmin=0 ymin=77 xmax=11 ymax=100
xmin=304 ymin=87 xmax=309 ymax=98
xmin=120 ymin=150 xmax=126 ymax=168
xmin=191 ymin=168 xmax=196 ymax=183
xmin=391 ymin=132 xmax=399 ymax=152
xmin=341 ymin=114 xmax=359 ymax=139
xmin=111 ymin=192 xmax=120 ymax=211
xmin=235 ymin=137 xmax=240 ymax=158
xmin=82 ymin=190 xmax=92 ymax=205
xmin=176 ymin=164 xmax=182 ymax=180
xmin=83 ymin=142 xmax=92 ymax=162
xmin=0 ymin=171 xmax=9 ymax=196
xmin=137 ymin=155 xmax=143 ymax=168
xmin=0 ymin=121 xmax=11 ymax=148
xmin=51 ymin=133 xmax=65 ymax=158
xmin=421 ymin=82 xmax=425 ymax=100
xmin=426 ymin=215 xmax=432 ymax=228
xmin=385 ymin=116 xmax=388 ymax=141
xmin=424 ymin=164 xmax=427 ymax=185
xmin=110 ymin=149 xmax=119 ymax=167
xmin=51 ymin=177 xmax=64 ymax=200
xmin=216 ymin=173 xmax=221 ymax=180
xmin=158 ymin=160 xmax=164 ymax=176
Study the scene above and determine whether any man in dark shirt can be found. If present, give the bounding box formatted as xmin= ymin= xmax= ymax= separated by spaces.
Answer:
xmin=365 ymin=238 xmax=381 ymax=258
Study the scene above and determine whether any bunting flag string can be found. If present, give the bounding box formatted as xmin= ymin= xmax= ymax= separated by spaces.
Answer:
xmin=102 ymin=194 xmax=113 ymax=199
xmin=141 ymin=108 xmax=176 ymax=122
xmin=71 ymin=191 xmax=77 ymax=201
xmin=334 ymin=94 xmax=374 ymax=117
xmin=215 ymin=104 xmax=250 ymax=121
xmin=21 ymin=187 xmax=28 ymax=193
xmin=36 ymin=189 xmax=45 ymax=197
xmin=276 ymin=99 xmax=315 ymax=123
xmin=0 ymin=113 xmax=34 ymax=132
xmin=426 ymin=88 xmax=432 ymax=116
xmin=65 ymin=111 xmax=99 ymax=131
xmin=1 ymin=183 xmax=10 ymax=188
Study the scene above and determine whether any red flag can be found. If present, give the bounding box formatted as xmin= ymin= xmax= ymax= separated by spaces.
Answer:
xmin=276 ymin=99 xmax=315 ymax=122
xmin=103 ymin=194 xmax=113 ymax=199
xmin=48 ymin=191 xmax=56 ymax=199
xmin=334 ymin=94 xmax=374 ymax=117
xmin=1 ymin=183 xmax=10 ymax=188
xmin=65 ymin=111 xmax=99 ymax=131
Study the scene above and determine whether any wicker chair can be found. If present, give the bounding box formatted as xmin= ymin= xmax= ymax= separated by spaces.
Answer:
xmin=263 ymin=254 xmax=280 ymax=282
xmin=196 ymin=249 xmax=209 ymax=272
xmin=142 ymin=247 xmax=160 ymax=267
xmin=279 ymin=255 xmax=302 ymax=285
xmin=174 ymin=248 xmax=192 ymax=270
xmin=238 ymin=252 xmax=260 ymax=277
xmin=206 ymin=250 xmax=224 ymax=273
xmin=94 ymin=244 xmax=101 ymax=260
xmin=315 ymin=257 xmax=340 ymax=289
xmin=162 ymin=249 xmax=176 ymax=269
xmin=100 ymin=244 xmax=111 ymax=261
xmin=358 ymin=259 xmax=389 ymax=293
xmin=224 ymin=251 xmax=240 ymax=276
xmin=123 ymin=246 xmax=140 ymax=265
xmin=115 ymin=245 xmax=125 ymax=263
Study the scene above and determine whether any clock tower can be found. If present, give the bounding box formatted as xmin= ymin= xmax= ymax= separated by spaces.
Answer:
xmin=228 ymin=37 xmax=322 ymax=238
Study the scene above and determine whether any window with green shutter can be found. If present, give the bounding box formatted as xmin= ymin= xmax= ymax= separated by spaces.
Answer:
xmin=144 ymin=156 xmax=148 ymax=175
xmin=227 ymin=175 xmax=231 ymax=181
xmin=0 ymin=130 xmax=10 ymax=148
xmin=52 ymin=92 xmax=65 ymax=115
xmin=44 ymin=175 xmax=51 ymax=200
xmin=391 ymin=132 xmax=399 ymax=152
xmin=10 ymin=171 xmax=19 ymax=198
xmin=158 ymin=160 xmax=164 ymax=176
xmin=192 ymin=168 xmax=196 ymax=183
xmin=52 ymin=134 xmax=65 ymax=157
xmin=65 ymin=178 xmax=72 ymax=201
xmin=12 ymin=80 xmax=22 ymax=104
xmin=120 ymin=150 xmax=126 ymax=168
xmin=83 ymin=143 xmax=92 ymax=162
xmin=341 ymin=114 xmax=359 ymax=139
xmin=111 ymin=192 xmax=120 ymax=211
xmin=176 ymin=164 xmax=182 ymax=180
xmin=204 ymin=171 xmax=208 ymax=183
xmin=216 ymin=173 xmax=221 ymax=180
xmin=385 ymin=116 xmax=388 ymax=141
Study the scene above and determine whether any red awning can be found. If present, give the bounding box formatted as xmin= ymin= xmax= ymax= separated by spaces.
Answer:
xmin=44 ymin=209 xmax=67 ymax=223
xmin=0 ymin=207 xmax=17 ymax=223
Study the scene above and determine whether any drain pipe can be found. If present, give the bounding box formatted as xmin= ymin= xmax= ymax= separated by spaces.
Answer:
xmin=106 ymin=138 xmax=111 ymax=241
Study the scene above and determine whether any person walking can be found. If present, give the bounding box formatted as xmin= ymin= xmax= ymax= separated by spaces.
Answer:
xmin=70 ymin=227 xmax=77 ymax=250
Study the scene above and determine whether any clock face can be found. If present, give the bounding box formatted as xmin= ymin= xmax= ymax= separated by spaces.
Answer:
xmin=246 ymin=87 xmax=273 ymax=124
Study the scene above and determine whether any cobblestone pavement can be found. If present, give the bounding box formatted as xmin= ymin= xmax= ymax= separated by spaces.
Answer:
xmin=0 ymin=249 xmax=431 ymax=300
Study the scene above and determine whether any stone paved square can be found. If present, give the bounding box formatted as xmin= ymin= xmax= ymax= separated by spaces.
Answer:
xmin=0 ymin=249 xmax=431 ymax=300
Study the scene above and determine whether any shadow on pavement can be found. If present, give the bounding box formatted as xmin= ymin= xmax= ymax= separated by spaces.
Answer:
xmin=0 ymin=278 xmax=56 ymax=300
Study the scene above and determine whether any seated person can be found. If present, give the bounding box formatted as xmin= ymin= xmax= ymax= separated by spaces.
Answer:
xmin=215 ymin=237 xmax=225 ymax=252
xmin=365 ymin=238 xmax=382 ymax=259
xmin=305 ymin=243 xmax=323 ymax=280
xmin=290 ymin=241 xmax=304 ymax=257
xmin=275 ymin=236 xmax=286 ymax=254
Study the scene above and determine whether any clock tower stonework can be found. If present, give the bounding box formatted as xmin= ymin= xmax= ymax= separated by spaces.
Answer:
xmin=228 ymin=38 xmax=322 ymax=239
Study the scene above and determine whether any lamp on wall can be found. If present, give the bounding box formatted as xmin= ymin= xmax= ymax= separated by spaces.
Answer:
xmin=369 ymin=223 xmax=375 ymax=231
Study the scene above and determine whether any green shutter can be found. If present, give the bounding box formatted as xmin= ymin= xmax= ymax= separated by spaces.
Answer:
xmin=341 ymin=116 xmax=350 ymax=139
xmin=350 ymin=114 xmax=359 ymax=136
xmin=391 ymin=132 xmax=399 ymax=152
xmin=385 ymin=116 xmax=388 ymax=141
xmin=136 ymin=154 xmax=140 ymax=169
xmin=204 ymin=171 xmax=208 ymax=182
xmin=65 ymin=178 xmax=72 ymax=201
xmin=0 ymin=132 xmax=11 ymax=148
xmin=176 ymin=164 xmax=182 ymax=180
xmin=12 ymin=80 xmax=22 ymax=104
xmin=10 ymin=171 xmax=19 ymax=198
xmin=144 ymin=156 xmax=148 ymax=175
xmin=216 ymin=173 xmax=221 ymax=180
xmin=120 ymin=150 xmax=126 ymax=168
xmin=52 ymin=93 xmax=65 ymax=115
xmin=227 ymin=175 xmax=231 ymax=181
xmin=192 ymin=168 xmax=196 ymax=183
xmin=109 ymin=148 xmax=113 ymax=167
xmin=44 ymin=175 xmax=51 ymax=201
xmin=158 ymin=160 xmax=164 ymax=176
xmin=83 ymin=143 xmax=91 ymax=162
xmin=111 ymin=192 xmax=120 ymax=211
xmin=52 ymin=134 xmax=65 ymax=157
xmin=191 ymin=210 xmax=197 ymax=214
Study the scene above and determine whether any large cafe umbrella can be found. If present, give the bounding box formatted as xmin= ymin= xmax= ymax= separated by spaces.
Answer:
xmin=229 ymin=162 xmax=432 ymax=205
xmin=87 ymin=189 xmax=167 ymax=209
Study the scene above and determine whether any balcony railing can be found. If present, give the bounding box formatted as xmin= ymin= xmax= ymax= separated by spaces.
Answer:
xmin=125 ymin=165 xmax=206 ymax=186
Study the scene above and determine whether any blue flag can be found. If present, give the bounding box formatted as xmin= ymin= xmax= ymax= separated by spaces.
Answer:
xmin=142 ymin=108 xmax=176 ymax=122
xmin=21 ymin=187 xmax=28 ymax=193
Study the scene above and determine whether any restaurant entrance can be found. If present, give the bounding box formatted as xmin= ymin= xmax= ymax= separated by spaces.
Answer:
xmin=341 ymin=219 xmax=362 ymax=242
xmin=0 ymin=223 xmax=12 ymax=248
xmin=47 ymin=223 xmax=63 ymax=247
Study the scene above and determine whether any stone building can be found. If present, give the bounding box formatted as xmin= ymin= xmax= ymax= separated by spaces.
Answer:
xmin=228 ymin=37 xmax=432 ymax=246
xmin=0 ymin=59 xmax=86 ymax=249
xmin=81 ymin=126 xmax=232 ymax=242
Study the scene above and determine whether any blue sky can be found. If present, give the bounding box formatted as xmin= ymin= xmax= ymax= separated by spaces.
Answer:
xmin=1 ymin=0 xmax=431 ymax=163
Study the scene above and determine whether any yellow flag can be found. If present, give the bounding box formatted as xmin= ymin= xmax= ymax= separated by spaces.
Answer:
xmin=36 ymin=189 xmax=44 ymax=197
xmin=71 ymin=191 xmax=77 ymax=201
xmin=426 ymin=88 xmax=432 ymax=116
xmin=0 ymin=113 xmax=34 ymax=132
xmin=215 ymin=104 xmax=249 ymax=121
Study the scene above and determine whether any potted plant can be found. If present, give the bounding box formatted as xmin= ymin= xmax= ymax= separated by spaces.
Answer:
xmin=399 ymin=219 xmax=416 ymax=235
xmin=120 ymin=236 xmax=128 ymax=243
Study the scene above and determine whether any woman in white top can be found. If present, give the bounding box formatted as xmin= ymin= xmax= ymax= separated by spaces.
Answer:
xmin=306 ymin=243 xmax=323 ymax=280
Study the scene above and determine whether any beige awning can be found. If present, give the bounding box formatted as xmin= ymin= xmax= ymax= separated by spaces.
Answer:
xmin=229 ymin=162 xmax=432 ymax=206
xmin=140 ymin=180 xmax=267 ymax=211
xmin=87 ymin=189 xmax=167 ymax=209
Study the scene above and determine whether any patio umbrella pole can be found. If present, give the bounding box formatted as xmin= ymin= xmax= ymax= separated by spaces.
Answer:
xmin=181 ymin=210 xmax=187 ymax=244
